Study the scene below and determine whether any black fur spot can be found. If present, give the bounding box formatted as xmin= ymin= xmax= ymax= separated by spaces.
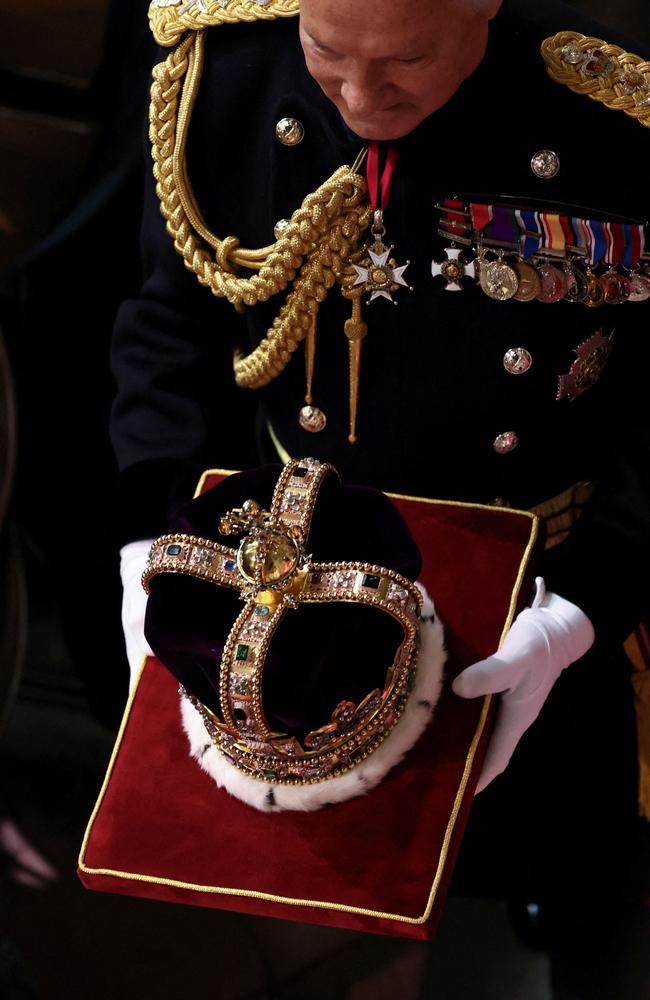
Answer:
xmin=418 ymin=699 xmax=432 ymax=709
xmin=199 ymin=743 xmax=211 ymax=759
xmin=265 ymin=789 xmax=276 ymax=807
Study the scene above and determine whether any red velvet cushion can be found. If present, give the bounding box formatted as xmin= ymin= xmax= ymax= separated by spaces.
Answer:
xmin=79 ymin=478 xmax=539 ymax=939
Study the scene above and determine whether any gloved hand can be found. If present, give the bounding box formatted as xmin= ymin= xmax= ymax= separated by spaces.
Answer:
xmin=120 ymin=539 xmax=155 ymax=688
xmin=452 ymin=577 xmax=595 ymax=792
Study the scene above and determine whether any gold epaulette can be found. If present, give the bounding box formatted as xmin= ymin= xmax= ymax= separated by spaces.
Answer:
xmin=542 ymin=31 xmax=650 ymax=129
xmin=149 ymin=0 xmax=299 ymax=48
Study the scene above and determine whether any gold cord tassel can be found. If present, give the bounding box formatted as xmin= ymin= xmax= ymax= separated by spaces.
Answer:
xmin=304 ymin=311 xmax=317 ymax=405
xmin=343 ymin=292 xmax=368 ymax=444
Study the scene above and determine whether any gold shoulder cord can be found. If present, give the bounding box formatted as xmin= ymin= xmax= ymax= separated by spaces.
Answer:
xmin=542 ymin=31 xmax=650 ymax=128
xmin=148 ymin=2 xmax=373 ymax=441
xmin=150 ymin=0 xmax=301 ymax=49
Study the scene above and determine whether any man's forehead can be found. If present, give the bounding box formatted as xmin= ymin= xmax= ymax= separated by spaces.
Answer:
xmin=300 ymin=0 xmax=491 ymax=22
xmin=300 ymin=0 xmax=495 ymax=46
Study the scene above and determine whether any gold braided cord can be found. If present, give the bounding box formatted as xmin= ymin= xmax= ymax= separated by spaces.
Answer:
xmin=149 ymin=32 xmax=372 ymax=388
xmin=150 ymin=0 xmax=299 ymax=48
xmin=542 ymin=31 xmax=650 ymax=128
xmin=232 ymin=210 xmax=372 ymax=388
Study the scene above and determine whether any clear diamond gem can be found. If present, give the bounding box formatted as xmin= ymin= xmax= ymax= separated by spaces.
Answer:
xmin=191 ymin=547 xmax=213 ymax=568
xmin=333 ymin=570 xmax=357 ymax=589
xmin=281 ymin=491 xmax=303 ymax=512
xmin=388 ymin=583 xmax=409 ymax=605
xmin=561 ymin=44 xmax=584 ymax=65
xmin=229 ymin=675 xmax=250 ymax=696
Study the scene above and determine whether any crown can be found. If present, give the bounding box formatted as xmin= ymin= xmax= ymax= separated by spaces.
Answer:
xmin=143 ymin=460 xmax=446 ymax=809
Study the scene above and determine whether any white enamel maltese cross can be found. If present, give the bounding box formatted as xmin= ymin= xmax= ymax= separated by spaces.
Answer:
xmin=431 ymin=247 xmax=476 ymax=291
xmin=352 ymin=246 xmax=411 ymax=304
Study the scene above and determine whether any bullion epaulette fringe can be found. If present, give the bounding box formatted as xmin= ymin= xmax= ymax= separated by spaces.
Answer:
xmin=542 ymin=31 xmax=650 ymax=129
xmin=149 ymin=0 xmax=299 ymax=48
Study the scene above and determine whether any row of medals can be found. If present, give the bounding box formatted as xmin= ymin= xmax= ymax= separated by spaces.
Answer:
xmin=438 ymin=246 xmax=650 ymax=306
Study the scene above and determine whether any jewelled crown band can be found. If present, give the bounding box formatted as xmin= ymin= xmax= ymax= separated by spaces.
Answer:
xmin=143 ymin=459 xmax=424 ymax=785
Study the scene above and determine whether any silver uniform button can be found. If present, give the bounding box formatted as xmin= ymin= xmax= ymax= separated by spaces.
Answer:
xmin=273 ymin=218 xmax=291 ymax=240
xmin=503 ymin=347 xmax=533 ymax=374
xmin=298 ymin=405 xmax=327 ymax=433
xmin=275 ymin=117 xmax=305 ymax=146
xmin=531 ymin=149 xmax=560 ymax=179
xmin=493 ymin=431 xmax=519 ymax=454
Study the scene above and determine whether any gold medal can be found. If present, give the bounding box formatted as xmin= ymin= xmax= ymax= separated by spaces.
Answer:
xmin=480 ymin=258 xmax=519 ymax=301
xmin=513 ymin=261 xmax=542 ymax=302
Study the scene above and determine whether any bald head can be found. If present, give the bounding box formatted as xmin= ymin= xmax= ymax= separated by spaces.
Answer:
xmin=300 ymin=0 xmax=503 ymax=139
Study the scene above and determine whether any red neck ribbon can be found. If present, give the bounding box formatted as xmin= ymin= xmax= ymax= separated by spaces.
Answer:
xmin=366 ymin=142 xmax=399 ymax=213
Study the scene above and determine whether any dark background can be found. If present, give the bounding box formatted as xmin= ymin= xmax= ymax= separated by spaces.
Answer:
xmin=0 ymin=3 xmax=648 ymax=999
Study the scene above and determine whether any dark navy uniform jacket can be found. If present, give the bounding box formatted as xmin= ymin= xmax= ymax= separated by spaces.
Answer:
xmin=111 ymin=0 xmax=650 ymax=653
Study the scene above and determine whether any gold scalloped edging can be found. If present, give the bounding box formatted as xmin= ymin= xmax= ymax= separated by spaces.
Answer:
xmin=149 ymin=30 xmax=371 ymax=389
xmin=79 ymin=486 xmax=538 ymax=925
xmin=542 ymin=31 xmax=650 ymax=129
xmin=150 ymin=0 xmax=299 ymax=48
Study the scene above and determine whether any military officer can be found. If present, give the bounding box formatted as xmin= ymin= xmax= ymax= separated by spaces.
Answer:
xmin=112 ymin=0 xmax=650 ymax=995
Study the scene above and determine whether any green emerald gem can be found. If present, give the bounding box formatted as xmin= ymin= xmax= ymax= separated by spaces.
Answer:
xmin=362 ymin=574 xmax=381 ymax=589
xmin=294 ymin=466 xmax=309 ymax=478
xmin=236 ymin=644 xmax=249 ymax=662
xmin=254 ymin=606 xmax=270 ymax=617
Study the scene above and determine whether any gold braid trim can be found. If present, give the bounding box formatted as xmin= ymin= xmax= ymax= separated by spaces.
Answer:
xmin=149 ymin=0 xmax=299 ymax=49
xmin=149 ymin=31 xmax=372 ymax=389
xmin=542 ymin=31 xmax=650 ymax=128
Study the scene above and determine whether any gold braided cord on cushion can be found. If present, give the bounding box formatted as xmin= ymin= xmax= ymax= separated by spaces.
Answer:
xmin=542 ymin=31 xmax=650 ymax=128
xmin=150 ymin=0 xmax=299 ymax=49
xmin=149 ymin=31 xmax=372 ymax=389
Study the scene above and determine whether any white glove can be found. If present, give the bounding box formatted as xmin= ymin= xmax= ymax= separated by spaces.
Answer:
xmin=120 ymin=539 xmax=155 ymax=689
xmin=452 ymin=577 xmax=595 ymax=793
